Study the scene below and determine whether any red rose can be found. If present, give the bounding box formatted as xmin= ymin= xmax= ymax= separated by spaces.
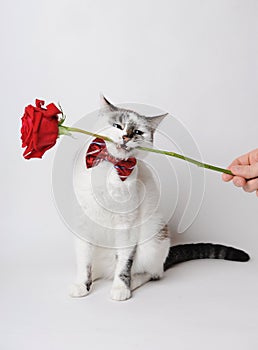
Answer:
xmin=21 ymin=99 xmax=61 ymax=159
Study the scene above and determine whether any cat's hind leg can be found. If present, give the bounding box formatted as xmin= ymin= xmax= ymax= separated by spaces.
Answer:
xmin=130 ymin=227 xmax=170 ymax=292
xmin=131 ymin=273 xmax=152 ymax=290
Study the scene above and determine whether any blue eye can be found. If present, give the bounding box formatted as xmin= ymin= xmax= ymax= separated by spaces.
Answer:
xmin=134 ymin=129 xmax=143 ymax=135
xmin=113 ymin=123 xmax=123 ymax=130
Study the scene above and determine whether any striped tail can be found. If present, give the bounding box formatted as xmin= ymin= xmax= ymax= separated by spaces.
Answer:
xmin=164 ymin=243 xmax=250 ymax=271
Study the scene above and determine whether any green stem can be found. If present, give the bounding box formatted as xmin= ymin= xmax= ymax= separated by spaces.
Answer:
xmin=66 ymin=126 xmax=113 ymax=143
xmin=62 ymin=125 xmax=233 ymax=176
xmin=138 ymin=146 xmax=233 ymax=175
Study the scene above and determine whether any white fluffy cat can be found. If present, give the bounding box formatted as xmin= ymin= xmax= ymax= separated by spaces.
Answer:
xmin=70 ymin=96 xmax=249 ymax=301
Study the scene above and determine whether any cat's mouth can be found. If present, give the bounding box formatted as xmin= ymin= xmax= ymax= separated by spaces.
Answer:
xmin=116 ymin=143 xmax=132 ymax=152
xmin=106 ymin=141 xmax=136 ymax=160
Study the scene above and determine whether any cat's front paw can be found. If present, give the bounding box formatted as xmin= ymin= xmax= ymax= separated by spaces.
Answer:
xmin=69 ymin=283 xmax=91 ymax=298
xmin=110 ymin=285 xmax=131 ymax=301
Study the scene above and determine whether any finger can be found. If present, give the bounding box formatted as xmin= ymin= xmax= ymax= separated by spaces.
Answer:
xmin=232 ymin=176 xmax=246 ymax=187
xmin=222 ymin=173 xmax=233 ymax=182
xmin=256 ymin=190 xmax=258 ymax=197
xmin=228 ymin=154 xmax=250 ymax=167
xmin=224 ymin=155 xmax=249 ymax=181
xmin=230 ymin=163 xmax=258 ymax=179
xmin=243 ymin=178 xmax=258 ymax=193
xmin=249 ymin=149 xmax=258 ymax=164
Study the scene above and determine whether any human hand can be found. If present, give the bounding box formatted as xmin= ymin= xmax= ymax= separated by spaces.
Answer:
xmin=222 ymin=148 xmax=258 ymax=196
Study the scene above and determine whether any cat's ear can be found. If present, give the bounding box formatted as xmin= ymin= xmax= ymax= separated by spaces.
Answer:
xmin=99 ymin=94 xmax=118 ymax=112
xmin=149 ymin=113 xmax=168 ymax=130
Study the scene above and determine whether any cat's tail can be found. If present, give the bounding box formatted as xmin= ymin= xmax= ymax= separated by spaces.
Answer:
xmin=164 ymin=243 xmax=250 ymax=271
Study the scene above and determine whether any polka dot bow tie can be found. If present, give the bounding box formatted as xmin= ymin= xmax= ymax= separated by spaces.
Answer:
xmin=85 ymin=138 xmax=137 ymax=181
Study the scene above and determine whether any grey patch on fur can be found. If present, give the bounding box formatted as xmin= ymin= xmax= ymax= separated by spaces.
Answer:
xmin=150 ymin=274 xmax=161 ymax=281
xmin=118 ymin=111 xmax=130 ymax=126
xmin=125 ymin=121 xmax=139 ymax=140
xmin=119 ymin=247 xmax=136 ymax=289
xmin=85 ymin=265 xmax=92 ymax=291
xmin=157 ymin=225 xmax=169 ymax=241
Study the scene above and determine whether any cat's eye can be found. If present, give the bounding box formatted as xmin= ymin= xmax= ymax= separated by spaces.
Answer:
xmin=134 ymin=129 xmax=143 ymax=136
xmin=113 ymin=123 xmax=123 ymax=130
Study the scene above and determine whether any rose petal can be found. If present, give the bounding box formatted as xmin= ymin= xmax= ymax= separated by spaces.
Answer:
xmin=36 ymin=99 xmax=45 ymax=109
xmin=45 ymin=103 xmax=61 ymax=118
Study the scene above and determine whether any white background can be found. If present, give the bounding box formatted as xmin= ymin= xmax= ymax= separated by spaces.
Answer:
xmin=1 ymin=0 xmax=258 ymax=349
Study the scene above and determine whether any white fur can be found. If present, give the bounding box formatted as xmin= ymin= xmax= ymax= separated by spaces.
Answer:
xmin=70 ymin=99 xmax=170 ymax=301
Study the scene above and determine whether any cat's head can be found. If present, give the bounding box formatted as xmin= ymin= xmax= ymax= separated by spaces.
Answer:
xmin=99 ymin=95 xmax=168 ymax=159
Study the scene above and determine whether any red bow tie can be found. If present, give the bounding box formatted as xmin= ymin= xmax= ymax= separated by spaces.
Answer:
xmin=85 ymin=138 xmax=137 ymax=181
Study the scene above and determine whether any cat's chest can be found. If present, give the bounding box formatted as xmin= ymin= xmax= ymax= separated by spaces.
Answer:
xmin=88 ymin=161 xmax=132 ymax=186
xmin=85 ymin=161 xmax=139 ymax=208
xmin=74 ymin=157 xmax=160 ymax=230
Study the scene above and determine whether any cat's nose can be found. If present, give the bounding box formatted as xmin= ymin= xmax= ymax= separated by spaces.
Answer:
xmin=122 ymin=135 xmax=130 ymax=143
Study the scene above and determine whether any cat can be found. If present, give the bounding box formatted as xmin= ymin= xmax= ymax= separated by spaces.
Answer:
xmin=70 ymin=95 xmax=249 ymax=301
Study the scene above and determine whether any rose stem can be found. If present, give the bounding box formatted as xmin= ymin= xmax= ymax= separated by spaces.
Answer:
xmin=64 ymin=126 xmax=233 ymax=176
xmin=138 ymin=146 xmax=233 ymax=175
xmin=66 ymin=126 xmax=113 ymax=143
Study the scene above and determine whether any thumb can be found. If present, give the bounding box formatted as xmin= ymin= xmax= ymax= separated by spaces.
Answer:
xmin=231 ymin=163 xmax=258 ymax=179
